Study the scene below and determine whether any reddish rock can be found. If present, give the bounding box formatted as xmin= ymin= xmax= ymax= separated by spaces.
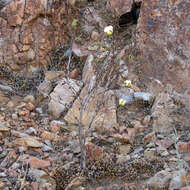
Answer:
xmin=29 ymin=156 xmax=51 ymax=169
xmin=155 ymin=137 xmax=174 ymax=149
xmin=96 ymin=187 xmax=103 ymax=190
xmin=31 ymin=182 xmax=39 ymax=190
xmin=70 ymin=68 xmax=79 ymax=79
xmin=137 ymin=0 xmax=190 ymax=93
xmin=86 ymin=142 xmax=103 ymax=161
xmin=107 ymin=0 xmax=133 ymax=17
xmin=181 ymin=187 xmax=190 ymax=190
xmin=14 ymin=137 xmax=43 ymax=148
xmin=26 ymin=102 xmax=35 ymax=111
xmin=0 ymin=0 xmax=67 ymax=71
xmin=109 ymin=133 xmax=130 ymax=143
xmin=177 ymin=141 xmax=190 ymax=153
xmin=133 ymin=120 xmax=145 ymax=132
xmin=126 ymin=128 xmax=136 ymax=141
xmin=143 ymin=132 xmax=155 ymax=144
xmin=41 ymin=131 xmax=60 ymax=141
xmin=18 ymin=108 xmax=30 ymax=116
xmin=91 ymin=30 xmax=100 ymax=41
xmin=0 ymin=181 xmax=4 ymax=188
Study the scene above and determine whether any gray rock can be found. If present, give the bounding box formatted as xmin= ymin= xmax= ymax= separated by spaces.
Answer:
xmin=27 ymin=168 xmax=47 ymax=182
xmin=49 ymin=78 xmax=83 ymax=118
xmin=151 ymin=90 xmax=190 ymax=134
xmin=146 ymin=170 xmax=172 ymax=189
xmin=37 ymin=80 xmax=53 ymax=97
xmin=169 ymin=169 xmax=189 ymax=190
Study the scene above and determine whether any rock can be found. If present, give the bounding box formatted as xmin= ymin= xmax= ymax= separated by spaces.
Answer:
xmin=82 ymin=54 xmax=96 ymax=86
xmin=144 ymin=148 xmax=156 ymax=160
xmin=18 ymin=108 xmax=30 ymax=116
xmin=26 ymin=127 xmax=37 ymax=135
xmin=26 ymin=102 xmax=35 ymax=111
xmin=64 ymin=86 xmax=117 ymax=132
xmin=39 ymin=182 xmax=56 ymax=190
xmin=0 ymin=181 xmax=4 ymax=188
xmin=0 ymin=150 xmax=17 ymax=168
xmin=96 ymin=187 xmax=103 ymax=190
xmin=11 ymin=113 xmax=18 ymax=120
xmin=151 ymin=92 xmax=176 ymax=133
xmin=65 ymin=176 xmax=85 ymax=190
xmin=42 ymin=144 xmax=53 ymax=152
xmin=23 ymin=95 xmax=35 ymax=103
xmin=160 ymin=150 xmax=169 ymax=157
xmin=133 ymin=120 xmax=145 ymax=132
xmin=91 ymin=30 xmax=100 ymax=41
xmin=86 ymin=142 xmax=103 ymax=161
xmin=155 ymin=137 xmax=174 ymax=149
xmin=45 ymin=71 xmax=65 ymax=81
xmin=116 ymin=154 xmax=130 ymax=164
xmin=14 ymin=137 xmax=43 ymax=148
xmin=0 ymin=91 xmax=9 ymax=105
xmin=143 ymin=132 xmax=155 ymax=144
xmin=181 ymin=187 xmax=190 ymax=190
xmin=142 ymin=115 xmax=151 ymax=126
xmin=109 ymin=133 xmax=130 ymax=143
xmin=87 ymin=45 xmax=98 ymax=51
xmin=146 ymin=170 xmax=172 ymax=189
xmin=137 ymin=0 xmax=190 ymax=93
xmin=29 ymin=156 xmax=51 ymax=169
xmin=119 ymin=144 xmax=131 ymax=154
xmin=177 ymin=141 xmax=190 ymax=153
xmin=27 ymin=168 xmax=47 ymax=182
xmin=72 ymin=42 xmax=90 ymax=57
xmin=11 ymin=130 xmax=30 ymax=138
xmin=107 ymin=0 xmax=133 ymax=17
xmin=169 ymin=170 xmax=190 ymax=190
xmin=0 ymin=0 xmax=67 ymax=71
xmin=49 ymin=78 xmax=83 ymax=118
xmin=31 ymin=182 xmax=39 ymax=190
xmin=41 ymin=131 xmax=60 ymax=141
xmin=38 ymin=80 xmax=53 ymax=97
xmin=69 ymin=68 xmax=79 ymax=79
xmin=50 ymin=120 xmax=66 ymax=133
xmin=83 ymin=6 xmax=105 ymax=29
xmin=67 ymin=0 xmax=76 ymax=6
xmin=0 ymin=122 xmax=10 ymax=132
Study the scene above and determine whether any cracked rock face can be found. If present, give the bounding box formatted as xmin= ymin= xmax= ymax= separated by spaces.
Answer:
xmin=0 ymin=0 xmax=67 ymax=72
xmin=137 ymin=0 xmax=190 ymax=93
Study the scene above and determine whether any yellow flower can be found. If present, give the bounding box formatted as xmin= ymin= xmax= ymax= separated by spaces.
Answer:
xmin=104 ymin=26 xmax=113 ymax=35
xmin=119 ymin=98 xmax=126 ymax=107
xmin=124 ymin=80 xmax=132 ymax=88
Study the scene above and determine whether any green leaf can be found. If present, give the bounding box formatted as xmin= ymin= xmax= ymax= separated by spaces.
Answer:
xmin=71 ymin=19 xmax=78 ymax=27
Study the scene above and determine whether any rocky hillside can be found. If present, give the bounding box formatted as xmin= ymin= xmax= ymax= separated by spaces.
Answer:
xmin=0 ymin=0 xmax=190 ymax=190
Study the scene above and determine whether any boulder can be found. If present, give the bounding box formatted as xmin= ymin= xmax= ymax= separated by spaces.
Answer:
xmin=151 ymin=89 xmax=190 ymax=134
xmin=64 ymin=86 xmax=117 ymax=131
xmin=137 ymin=0 xmax=190 ymax=93
xmin=49 ymin=78 xmax=83 ymax=118
xmin=0 ymin=0 xmax=67 ymax=72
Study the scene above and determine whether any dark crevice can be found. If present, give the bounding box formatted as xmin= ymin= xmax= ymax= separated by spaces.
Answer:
xmin=119 ymin=2 xmax=141 ymax=27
